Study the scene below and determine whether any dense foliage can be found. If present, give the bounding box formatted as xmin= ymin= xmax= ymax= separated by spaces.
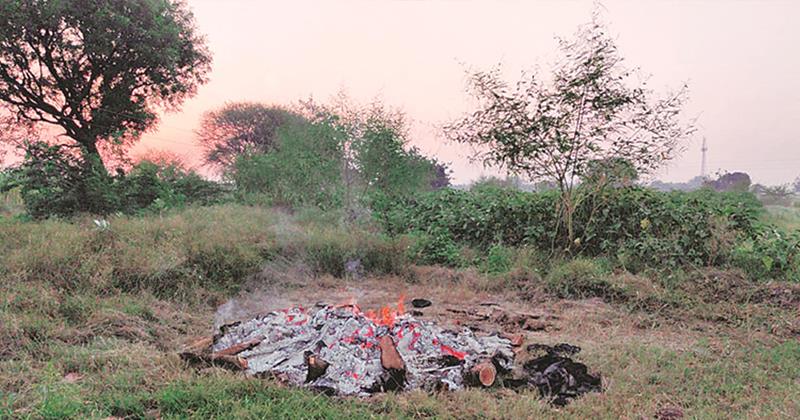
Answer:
xmin=231 ymin=118 xmax=346 ymax=209
xmin=377 ymin=186 xmax=799 ymax=280
xmin=230 ymin=99 xmax=448 ymax=210
xmin=4 ymin=142 xmax=224 ymax=219
xmin=0 ymin=0 xmax=211 ymax=166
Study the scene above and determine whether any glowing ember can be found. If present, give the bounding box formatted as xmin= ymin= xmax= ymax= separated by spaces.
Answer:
xmin=199 ymin=298 xmax=602 ymax=404
xmin=440 ymin=344 xmax=467 ymax=360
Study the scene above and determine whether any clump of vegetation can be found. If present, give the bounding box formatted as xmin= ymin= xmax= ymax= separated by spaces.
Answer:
xmin=4 ymin=142 xmax=226 ymax=219
xmin=232 ymin=118 xmax=347 ymax=209
xmin=378 ymin=186 xmax=799 ymax=281
xmin=446 ymin=15 xmax=694 ymax=248
xmin=230 ymin=97 xmax=448 ymax=211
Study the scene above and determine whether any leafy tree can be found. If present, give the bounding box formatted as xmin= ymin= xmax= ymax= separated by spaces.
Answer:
xmin=301 ymin=96 xmax=448 ymax=206
xmin=197 ymin=102 xmax=306 ymax=169
xmin=0 ymin=0 xmax=211 ymax=174
xmin=352 ymin=109 xmax=444 ymax=200
xmin=446 ymin=16 xmax=694 ymax=247
xmin=10 ymin=141 xmax=118 ymax=218
xmin=232 ymin=118 xmax=346 ymax=209
xmin=706 ymin=171 xmax=751 ymax=192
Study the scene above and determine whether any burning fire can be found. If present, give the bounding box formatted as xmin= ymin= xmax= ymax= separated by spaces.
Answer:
xmin=364 ymin=294 xmax=405 ymax=327
xmin=334 ymin=295 xmax=467 ymax=361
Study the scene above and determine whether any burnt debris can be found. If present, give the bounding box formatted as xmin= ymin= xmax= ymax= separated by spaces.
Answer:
xmin=411 ymin=298 xmax=432 ymax=308
xmin=182 ymin=304 xmax=601 ymax=405
xmin=524 ymin=343 xmax=602 ymax=406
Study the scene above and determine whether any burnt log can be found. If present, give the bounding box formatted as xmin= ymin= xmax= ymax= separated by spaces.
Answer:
xmin=211 ymin=354 xmax=249 ymax=370
xmin=378 ymin=336 xmax=405 ymax=370
xmin=214 ymin=336 xmax=264 ymax=357
xmin=182 ymin=336 xmax=213 ymax=354
xmin=181 ymin=351 xmax=248 ymax=370
xmin=305 ymin=351 xmax=330 ymax=382
xmin=378 ymin=335 xmax=406 ymax=390
xmin=467 ymin=360 xmax=497 ymax=387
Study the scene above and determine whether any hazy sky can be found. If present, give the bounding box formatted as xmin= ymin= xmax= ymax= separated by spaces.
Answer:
xmin=135 ymin=0 xmax=800 ymax=185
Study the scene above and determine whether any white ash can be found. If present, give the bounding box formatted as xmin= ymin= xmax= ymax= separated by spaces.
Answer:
xmin=212 ymin=306 xmax=514 ymax=396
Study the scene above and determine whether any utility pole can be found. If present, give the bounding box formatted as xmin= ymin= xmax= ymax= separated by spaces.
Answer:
xmin=700 ymin=137 xmax=708 ymax=179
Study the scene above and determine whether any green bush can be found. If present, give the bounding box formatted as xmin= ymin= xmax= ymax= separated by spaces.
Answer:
xmin=11 ymin=142 xmax=119 ymax=219
xmin=231 ymin=120 xmax=345 ymax=209
xmin=405 ymin=228 xmax=463 ymax=267
xmin=377 ymin=186 xmax=799 ymax=280
xmin=6 ymin=142 xmax=225 ymax=219
xmin=730 ymin=224 xmax=800 ymax=281
xmin=481 ymin=243 xmax=514 ymax=275
xmin=116 ymin=160 xmax=225 ymax=214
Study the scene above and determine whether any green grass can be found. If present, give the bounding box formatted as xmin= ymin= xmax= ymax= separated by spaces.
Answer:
xmin=1 ymin=204 xmax=799 ymax=419
xmin=764 ymin=205 xmax=800 ymax=232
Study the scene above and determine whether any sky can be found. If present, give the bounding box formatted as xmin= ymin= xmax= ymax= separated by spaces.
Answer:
xmin=132 ymin=0 xmax=800 ymax=185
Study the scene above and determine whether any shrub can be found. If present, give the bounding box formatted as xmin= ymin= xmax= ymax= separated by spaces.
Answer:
xmin=377 ymin=186 xmax=798 ymax=280
xmin=12 ymin=142 xmax=119 ymax=218
xmin=481 ymin=243 xmax=514 ymax=275
xmin=730 ymin=224 xmax=800 ymax=281
xmin=116 ymin=160 xmax=225 ymax=214
xmin=405 ymin=229 xmax=463 ymax=267
xmin=231 ymin=120 xmax=345 ymax=209
xmin=7 ymin=142 xmax=225 ymax=219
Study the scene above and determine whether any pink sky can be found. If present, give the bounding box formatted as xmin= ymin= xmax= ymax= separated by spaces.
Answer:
xmin=135 ymin=0 xmax=800 ymax=185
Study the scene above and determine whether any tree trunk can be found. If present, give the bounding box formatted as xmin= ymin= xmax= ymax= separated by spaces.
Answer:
xmin=558 ymin=185 xmax=576 ymax=252
xmin=77 ymin=133 xmax=107 ymax=175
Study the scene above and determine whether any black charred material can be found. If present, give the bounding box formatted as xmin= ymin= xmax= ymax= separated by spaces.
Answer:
xmin=523 ymin=344 xmax=601 ymax=406
xmin=411 ymin=299 xmax=432 ymax=308
xmin=382 ymin=368 xmax=406 ymax=391
xmin=367 ymin=369 xmax=406 ymax=393
xmin=440 ymin=355 xmax=465 ymax=367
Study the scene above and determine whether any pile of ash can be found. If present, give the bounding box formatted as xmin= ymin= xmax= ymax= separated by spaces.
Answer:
xmin=181 ymin=302 xmax=601 ymax=405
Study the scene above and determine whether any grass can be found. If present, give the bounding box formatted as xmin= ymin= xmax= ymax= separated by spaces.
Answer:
xmin=764 ymin=205 xmax=800 ymax=232
xmin=1 ymin=204 xmax=799 ymax=419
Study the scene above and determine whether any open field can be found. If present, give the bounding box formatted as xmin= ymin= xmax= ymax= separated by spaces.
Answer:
xmin=1 ymin=204 xmax=798 ymax=419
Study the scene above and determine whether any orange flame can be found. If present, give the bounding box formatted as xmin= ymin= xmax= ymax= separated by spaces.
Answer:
xmin=365 ymin=295 xmax=405 ymax=327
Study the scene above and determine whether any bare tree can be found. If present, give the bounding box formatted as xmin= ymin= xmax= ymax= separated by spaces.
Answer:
xmin=446 ymin=15 xmax=695 ymax=247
